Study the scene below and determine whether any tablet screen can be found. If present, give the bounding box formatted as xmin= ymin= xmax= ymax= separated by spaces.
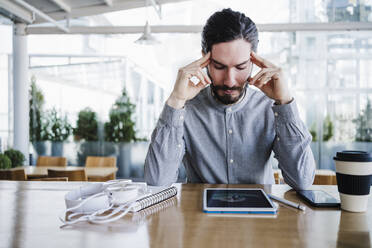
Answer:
xmin=206 ymin=189 xmax=273 ymax=208
xmin=297 ymin=190 xmax=339 ymax=204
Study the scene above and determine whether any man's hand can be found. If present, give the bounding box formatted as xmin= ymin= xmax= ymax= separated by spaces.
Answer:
xmin=248 ymin=51 xmax=292 ymax=105
xmin=167 ymin=52 xmax=211 ymax=109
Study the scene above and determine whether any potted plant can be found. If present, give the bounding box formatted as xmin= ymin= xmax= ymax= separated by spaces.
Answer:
xmin=349 ymin=99 xmax=372 ymax=153
xmin=29 ymin=76 xmax=48 ymax=157
xmin=73 ymin=108 xmax=99 ymax=142
xmin=309 ymin=116 xmax=334 ymax=142
xmin=74 ymin=108 xmax=100 ymax=165
xmin=309 ymin=122 xmax=317 ymax=142
xmin=104 ymin=88 xmax=138 ymax=177
xmin=44 ymin=108 xmax=72 ymax=156
xmin=322 ymin=115 xmax=334 ymax=142
xmin=309 ymin=115 xmax=334 ymax=168
xmin=104 ymin=88 xmax=137 ymax=143
xmin=0 ymin=154 xmax=11 ymax=169
xmin=4 ymin=149 xmax=25 ymax=168
xmin=354 ymin=99 xmax=372 ymax=142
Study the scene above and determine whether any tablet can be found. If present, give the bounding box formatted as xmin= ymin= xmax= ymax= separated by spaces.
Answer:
xmin=203 ymin=188 xmax=277 ymax=214
xmin=296 ymin=190 xmax=340 ymax=207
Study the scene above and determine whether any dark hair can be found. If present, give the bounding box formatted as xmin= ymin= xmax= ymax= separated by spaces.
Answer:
xmin=201 ymin=8 xmax=259 ymax=53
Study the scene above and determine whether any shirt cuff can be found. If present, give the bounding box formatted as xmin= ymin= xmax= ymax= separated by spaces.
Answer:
xmin=271 ymin=98 xmax=300 ymax=123
xmin=160 ymin=103 xmax=186 ymax=127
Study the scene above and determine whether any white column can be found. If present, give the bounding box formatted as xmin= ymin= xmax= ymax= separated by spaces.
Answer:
xmin=13 ymin=23 xmax=29 ymax=165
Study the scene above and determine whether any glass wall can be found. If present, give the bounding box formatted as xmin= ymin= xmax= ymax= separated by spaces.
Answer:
xmin=290 ymin=31 xmax=372 ymax=169
xmin=0 ymin=0 xmax=371 ymax=179
xmin=0 ymin=54 xmax=10 ymax=151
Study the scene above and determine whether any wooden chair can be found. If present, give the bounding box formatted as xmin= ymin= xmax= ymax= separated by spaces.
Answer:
xmin=85 ymin=156 xmax=117 ymax=168
xmin=273 ymin=169 xmax=338 ymax=185
xmin=29 ymin=177 xmax=68 ymax=181
xmin=312 ymin=169 xmax=337 ymax=185
xmin=274 ymin=171 xmax=281 ymax=184
xmin=47 ymin=169 xmax=87 ymax=181
xmin=88 ymin=174 xmax=116 ymax=182
xmin=0 ymin=169 xmax=27 ymax=181
xmin=313 ymin=174 xmax=337 ymax=185
xmin=37 ymin=156 xmax=67 ymax=167
xmin=85 ymin=156 xmax=117 ymax=181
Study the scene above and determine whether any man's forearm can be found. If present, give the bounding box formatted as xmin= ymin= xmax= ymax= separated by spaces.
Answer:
xmin=167 ymin=93 xmax=186 ymax=109
xmin=144 ymin=143 xmax=182 ymax=186
xmin=272 ymin=100 xmax=316 ymax=190
xmin=144 ymin=104 xmax=186 ymax=186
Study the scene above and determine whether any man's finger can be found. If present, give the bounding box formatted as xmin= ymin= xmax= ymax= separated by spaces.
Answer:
xmin=255 ymin=71 xmax=276 ymax=86
xmin=189 ymin=71 xmax=206 ymax=86
xmin=250 ymin=51 xmax=275 ymax=68
xmin=197 ymin=71 xmax=208 ymax=85
xmin=200 ymin=69 xmax=212 ymax=84
xmin=249 ymin=68 xmax=275 ymax=85
xmin=196 ymin=52 xmax=211 ymax=66
xmin=249 ymin=69 xmax=266 ymax=85
xmin=195 ymin=80 xmax=208 ymax=89
xmin=249 ymin=68 xmax=268 ymax=84
xmin=253 ymin=73 xmax=271 ymax=88
xmin=200 ymin=59 xmax=210 ymax=68
xmin=253 ymin=79 xmax=265 ymax=89
xmin=254 ymin=71 xmax=276 ymax=89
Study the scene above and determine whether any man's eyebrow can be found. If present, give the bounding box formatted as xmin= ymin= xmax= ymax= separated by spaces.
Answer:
xmin=211 ymin=58 xmax=250 ymax=67
xmin=235 ymin=60 xmax=250 ymax=67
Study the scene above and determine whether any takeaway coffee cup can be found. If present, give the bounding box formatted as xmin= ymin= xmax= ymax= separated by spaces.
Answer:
xmin=334 ymin=151 xmax=372 ymax=212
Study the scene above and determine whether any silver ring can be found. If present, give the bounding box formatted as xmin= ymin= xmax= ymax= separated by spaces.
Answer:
xmin=190 ymin=76 xmax=200 ymax=85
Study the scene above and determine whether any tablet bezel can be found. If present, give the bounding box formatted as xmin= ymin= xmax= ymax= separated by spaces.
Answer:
xmin=203 ymin=188 xmax=277 ymax=214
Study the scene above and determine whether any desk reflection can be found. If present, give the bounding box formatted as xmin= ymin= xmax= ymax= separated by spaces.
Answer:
xmin=10 ymin=182 xmax=28 ymax=248
xmin=337 ymin=211 xmax=371 ymax=248
xmin=147 ymin=197 xmax=183 ymax=247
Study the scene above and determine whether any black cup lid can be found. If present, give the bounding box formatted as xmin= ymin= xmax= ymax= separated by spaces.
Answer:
xmin=334 ymin=150 xmax=372 ymax=162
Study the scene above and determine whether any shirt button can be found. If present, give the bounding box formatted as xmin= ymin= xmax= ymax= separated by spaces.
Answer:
xmin=179 ymin=115 xmax=184 ymax=120
xmin=230 ymin=159 xmax=234 ymax=164
xmin=227 ymin=108 xmax=232 ymax=113
xmin=177 ymin=144 xmax=181 ymax=148
xmin=274 ymin=112 xmax=278 ymax=116
xmin=277 ymin=137 xmax=280 ymax=141
xmin=228 ymin=129 xmax=233 ymax=134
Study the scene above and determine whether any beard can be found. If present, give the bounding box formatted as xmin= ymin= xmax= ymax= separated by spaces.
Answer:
xmin=210 ymin=83 xmax=247 ymax=104
xmin=207 ymin=68 xmax=249 ymax=105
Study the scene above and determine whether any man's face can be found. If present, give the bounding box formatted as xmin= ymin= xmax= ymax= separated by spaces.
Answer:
xmin=207 ymin=39 xmax=253 ymax=104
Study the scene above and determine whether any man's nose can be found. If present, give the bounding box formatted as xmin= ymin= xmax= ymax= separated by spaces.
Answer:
xmin=223 ymin=68 xmax=237 ymax=88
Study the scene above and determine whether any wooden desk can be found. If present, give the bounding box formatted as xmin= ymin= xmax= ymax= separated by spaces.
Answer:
xmin=0 ymin=181 xmax=370 ymax=248
xmin=11 ymin=166 xmax=118 ymax=181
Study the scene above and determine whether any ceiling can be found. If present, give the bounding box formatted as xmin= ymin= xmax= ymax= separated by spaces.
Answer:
xmin=1 ymin=0 xmax=372 ymax=34
xmin=0 ymin=0 xmax=187 ymax=25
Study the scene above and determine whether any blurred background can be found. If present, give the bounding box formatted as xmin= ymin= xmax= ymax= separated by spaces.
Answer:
xmin=0 ymin=0 xmax=371 ymax=180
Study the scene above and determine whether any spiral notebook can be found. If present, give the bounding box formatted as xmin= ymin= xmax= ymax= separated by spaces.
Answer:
xmin=131 ymin=186 xmax=178 ymax=212
xmin=132 ymin=197 xmax=177 ymax=222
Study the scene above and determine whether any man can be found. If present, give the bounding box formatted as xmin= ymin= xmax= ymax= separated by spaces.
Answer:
xmin=144 ymin=8 xmax=315 ymax=189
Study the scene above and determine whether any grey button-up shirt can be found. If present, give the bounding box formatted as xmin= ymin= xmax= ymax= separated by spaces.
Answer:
xmin=144 ymin=86 xmax=315 ymax=190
